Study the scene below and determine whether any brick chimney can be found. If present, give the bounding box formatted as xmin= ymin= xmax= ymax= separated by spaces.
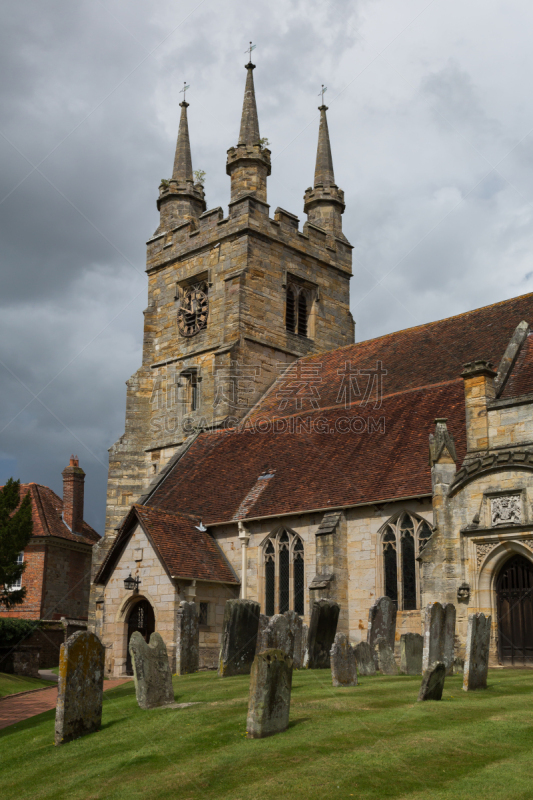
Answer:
xmin=62 ymin=455 xmax=85 ymax=533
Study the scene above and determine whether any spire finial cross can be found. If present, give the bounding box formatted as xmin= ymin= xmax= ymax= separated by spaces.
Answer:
xmin=180 ymin=81 xmax=190 ymax=102
xmin=245 ymin=41 xmax=256 ymax=62
xmin=318 ymin=84 xmax=328 ymax=105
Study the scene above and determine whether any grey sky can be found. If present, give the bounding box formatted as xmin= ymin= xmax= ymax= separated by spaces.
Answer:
xmin=2 ymin=0 xmax=533 ymax=533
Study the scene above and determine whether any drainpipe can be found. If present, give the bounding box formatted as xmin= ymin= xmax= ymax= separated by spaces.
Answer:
xmin=238 ymin=522 xmax=250 ymax=599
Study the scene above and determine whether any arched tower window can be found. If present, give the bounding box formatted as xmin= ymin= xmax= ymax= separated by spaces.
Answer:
xmin=263 ymin=529 xmax=305 ymax=616
xmin=380 ymin=512 xmax=433 ymax=610
xmin=285 ymin=287 xmax=296 ymax=333
xmin=297 ymin=294 xmax=308 ymax=337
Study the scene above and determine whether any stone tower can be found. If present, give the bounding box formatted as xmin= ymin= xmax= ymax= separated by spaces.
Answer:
xmin=101 ymin=62 xmax=354 ymax=544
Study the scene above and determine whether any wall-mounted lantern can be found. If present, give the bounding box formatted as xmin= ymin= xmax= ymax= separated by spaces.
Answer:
xmin=124 ymin=573 xmax=140 ymax=592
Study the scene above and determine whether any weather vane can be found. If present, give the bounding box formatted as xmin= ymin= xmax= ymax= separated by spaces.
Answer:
xmin=318 ymin=84 xmax=328 ymax=104
xmin=245 ymin=41 xmax=256 ymax=61
xmin=180 ymin=81 xmax=190 ymax=102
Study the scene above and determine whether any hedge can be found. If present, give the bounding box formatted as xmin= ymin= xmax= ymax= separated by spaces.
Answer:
xmin=0 ymin=618 xmax=42 ymax=646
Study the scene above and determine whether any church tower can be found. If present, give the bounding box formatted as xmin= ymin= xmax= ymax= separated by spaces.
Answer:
xmin=101 ymin=63 xmax=355 ymax=542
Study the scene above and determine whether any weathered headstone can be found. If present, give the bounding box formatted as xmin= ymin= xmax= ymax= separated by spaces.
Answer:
xmin=330 ymin=633 xmax=358 ymax=687
xmin=293 ymin=615 xmax=305 ymax=669
xmin=422 ymin=602 xmax=456 ymax=675
xmin=354 ymin=641 xmax=376 ymax=676
xmin=246 ymin=649 xmax=293 ymax=738
xmin=300 ymin=623 xmax=309 ymax=669
xmin=376 ymin=636 xmax=398 ymax=675
xmin=367 ymin=596 xmax=397 ymax=651
xmin=129 ymin=631 xmax=174 ymax=709
xmin=255 ymin=614 xmax=269 ymax=654
xmin=417 ymin=661 xmax=446 ymax=701
xmin=400 ymin=633 xmax=423 ymax=675
xmin=176 ymin=601 xmax=199 ymax=675
xmin=55 ymin=631 xmax=104 ymax=745
xmin=218 ymin=599 xmax=260 ymax=676
xmin=463 ymin=613 xmax=491 ymax=691
xmin=260 ymin=610 xmax=302 ymax=663
xmin=307 ymin=598 xmax=340 ymax=669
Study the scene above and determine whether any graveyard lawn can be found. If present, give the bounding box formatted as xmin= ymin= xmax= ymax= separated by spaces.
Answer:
xmin=0 ymin=672 xmax=53 ymax=698
xmin=2 ymin=670 xmax=533 ymax=799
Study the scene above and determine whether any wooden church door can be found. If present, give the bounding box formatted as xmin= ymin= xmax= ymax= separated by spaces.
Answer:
xmin=496 ymin=554 xmax=533 ymax=665
xmin=125 ymin=599 xmax=155 ymax=675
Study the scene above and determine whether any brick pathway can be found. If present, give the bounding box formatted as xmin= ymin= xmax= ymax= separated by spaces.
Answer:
xmin=0 ymin=678 xmax=132 ymax=731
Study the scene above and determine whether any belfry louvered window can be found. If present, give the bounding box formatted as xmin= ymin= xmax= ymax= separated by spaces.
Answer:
xmin=263 ymin=529 xmax=305 ymax=616
xmin=381 ymin=512 xmax=433 ymax=610
xmin=285 ymin=281 xmax=312 ymax=338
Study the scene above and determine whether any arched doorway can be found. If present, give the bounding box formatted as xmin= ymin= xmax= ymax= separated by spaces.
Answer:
xmin=496 ymin=554 xmax=533 ymax=665
xmin=125 ymin=598 xmax=155 ymax=675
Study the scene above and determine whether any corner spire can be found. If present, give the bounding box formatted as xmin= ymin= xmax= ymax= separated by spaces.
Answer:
xmin=314 ymin=105 xmax=335 ymax=187
xmin=172 ymin=101 xmax=194 ymax=182
xmin=238 ymin=62 xmax=261 ymax=146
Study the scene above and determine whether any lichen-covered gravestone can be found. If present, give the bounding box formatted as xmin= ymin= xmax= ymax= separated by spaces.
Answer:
xmin=176 ymin=601 xmax=199 ymax=675
xmin=367 ymin=596 xmax=397 ymax=652
xmin=218 ymin=599 xmax=260 ymax=676
xmin=246 ymin=649 xmax=293 ymax=738
xmin=354 ymin=641 xmax=376 ymax=676
xmin=129 ymin=631 xmax=174 ymax=709
xmin=400 ymin=633 xmax=423 ymax=674
xmin=292 ymin=615 xmax=305 ymax=669
xmin=463 ymin=613 xmax=491 ymax=691
xmin=376 ymin=636 xmax=398 ymax=675
xmin=255 ymin=614 xmax=269 ymax=654
xmin=55 ymin=631 xmax=105 ymax=745
xmin=307 ymin=599 xmax=340 ymax=669
xmin=300 ymin=623 xmax=309 ymax=669
xmin=261 ymin=610 xmax=302 ymax=663
xmin=330 ymin=633 xmax=358 ymax=687
xmin=417 ymin=661 xmax=446 ymax=701
xmin=422 ymin=602 xmax=456 ymax=675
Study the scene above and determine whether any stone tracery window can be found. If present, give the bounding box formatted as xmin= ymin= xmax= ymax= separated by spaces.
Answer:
xmin=263 ymin=529 xmax=305 ymax=616
xmin=381 ymin=512 xmax=432 ymax=610
xmin=285 ymin=279 xmax=313 ymax=338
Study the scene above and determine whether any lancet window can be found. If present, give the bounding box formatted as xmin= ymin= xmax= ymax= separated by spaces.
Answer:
xmin=285 ymin=280 xmax=312 ymax=338
xmin=263 ymin=529 xmax=305 ymax=616
xmin=381 ymin=513 xmax=433 ymax=610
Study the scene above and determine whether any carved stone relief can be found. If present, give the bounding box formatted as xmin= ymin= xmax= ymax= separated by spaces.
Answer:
xmin=490 ymin=495 xmax=521 ymax=526
xmin=476 ymin=542 xmax=498 ymax=568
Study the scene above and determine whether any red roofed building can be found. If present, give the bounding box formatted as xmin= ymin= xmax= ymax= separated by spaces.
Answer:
xmin=1 ymin=458 xmax=100 ymax=621
xmin=91 ymin=64 xmax=533 ymax=673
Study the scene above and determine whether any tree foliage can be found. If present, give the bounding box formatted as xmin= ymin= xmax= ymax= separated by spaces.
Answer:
xmin=0 ymin=479 xmax=33 ymax=609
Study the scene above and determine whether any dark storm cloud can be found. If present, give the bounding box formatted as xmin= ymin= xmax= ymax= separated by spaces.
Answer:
xmin=2 ymin=0 xmax=533 ymax=532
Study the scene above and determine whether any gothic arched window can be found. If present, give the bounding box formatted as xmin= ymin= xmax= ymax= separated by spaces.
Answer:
xmin=381 ymin=512 xmax=433 ymax=610
xmin=285 ymin=280 xmax=313 ymax=338
xmin=263 ymin=529 xmax=305 ymax=616
xmin=285 ymin=287 xmax=296 ymax=333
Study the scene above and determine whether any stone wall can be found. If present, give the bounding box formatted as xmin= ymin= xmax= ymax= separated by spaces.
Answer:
xmin=42 ymin=540 xmax=92 ymax=621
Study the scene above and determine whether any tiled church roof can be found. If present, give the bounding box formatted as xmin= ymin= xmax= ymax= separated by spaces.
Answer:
xmin=147 ymin=292 xmax=533 ymax=524
xmin=19 ymin=483 xmax=100 ymax=545
xmin=95 ymin=504 xmax=239 ymax=585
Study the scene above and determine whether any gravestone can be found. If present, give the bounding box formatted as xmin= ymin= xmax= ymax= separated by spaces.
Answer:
xmin=330 ymin=633 xmax=358 ymax=687
xmin=54 ymin=631 xmax=105 ymax=745
xmin=367 ymin=596 xmax=397 ymax=651
xmin=376 ymin=636 xmax=398 ymax=675
xmin=246 ymin=649 xmax=293 ymax=738
xmin=400 ymin=633 xmax=423 ymax=675
xmin=176 ymin=601 xmax=199 ymax=675
xmin=422 ymin=602 xmax=456 ymax=675
xmin=300 ymin=623 xmax=309 ymax=669
xmin=307 ymin=599 xmax=340 ymax=669
xmin=354 ymin=641 xmax=376 ymax=676
xmin=417 ymin=661 xmax=446 ymax=701
xmin=129 ymin=631 xmax=174 ymax=709
xmin=260 ymin=610 xmax=302 ymax=662
xmin=255 ymin=614 xmax=269 ymax=654
xmin=218 ymin=599 xmax=260 ymax=676
xmin=293 ymin=616 xmax=305 ymax=669
xmin=463 ymin=613 xmax=491 ymax=691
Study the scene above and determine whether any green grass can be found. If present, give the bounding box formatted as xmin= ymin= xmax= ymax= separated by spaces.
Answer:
xmin=2 ymin=669 xmax=533 ymax=799
xmin=0 ymin=672 xmax=53 ymax=698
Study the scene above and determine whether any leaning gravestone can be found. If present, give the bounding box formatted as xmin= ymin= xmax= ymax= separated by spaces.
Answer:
xmin=376 ymin=636 xmax=398 ymax=675
xmin=255 ymin=614 xmax=269 ymax=654
xmin=176 ymin=601 xmax=199 ymax=675
xmin=367 ymin=596 xmax=397 ymax=652
xmin=246 ymin=649 xmax=293 ymax=738
xmin=307 ymin=599 xmax=340 ymax=669
xmin=417 ymin=661 xmax=446 ymax=701
xmin=400 ymin=633 xmax=423 ymax=675
xmin=330 ymin=633 xmax=358 ymax=687
xmin=354 ymin=641 xmax=376 ymax=676
xmin=463 ymin=613 xmax=491 ymax=691
xmin=129 ymin=631 xmax=174 ymax=709
xmin=55 ymin=631 xmax=105 ymax=745
xmin=261 ymin=610 xmax=302 ymax=663
xmin=218 ymin=599 xmax=260 ymax=676
xmin=422 ymin=602 xmax=456 ymax=675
